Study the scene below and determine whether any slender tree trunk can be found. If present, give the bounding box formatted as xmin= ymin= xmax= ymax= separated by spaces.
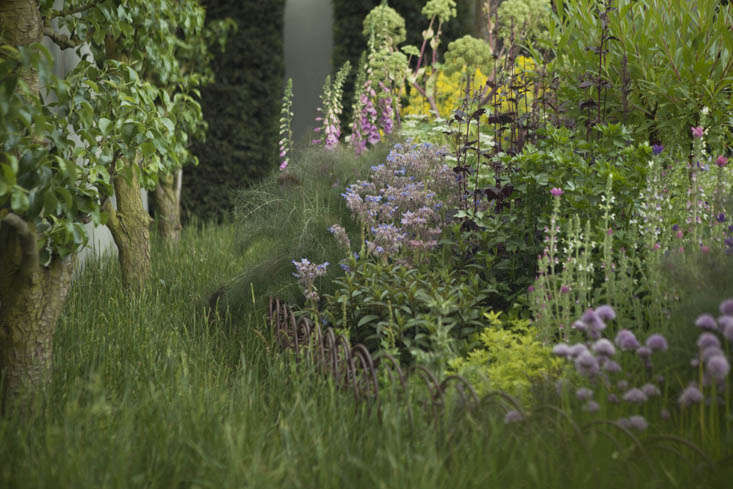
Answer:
xmin=0 ymin=215 xmax=74 ymax=412
xmin=0 ymin=0 xmax=75 ymax=413
xmin=105 ymin=166 xmax=152 ymax=291
xmin=154 ymin=170 xmax=182 ymax=243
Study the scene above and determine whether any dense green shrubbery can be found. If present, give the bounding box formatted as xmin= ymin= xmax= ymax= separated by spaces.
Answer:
xmin=184 ymin=0 xmax=286 ymax=222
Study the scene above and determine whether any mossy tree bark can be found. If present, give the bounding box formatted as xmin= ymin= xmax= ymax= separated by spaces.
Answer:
xmin=105 ymin=166 xmax=152 ymax=291
xmin=0 ymin=0 xmax=76 ymax=412
xmin=154 ymin=170 xmax=182 ymax=243
xmin=0 ymin=215 xmax=74 ymax=412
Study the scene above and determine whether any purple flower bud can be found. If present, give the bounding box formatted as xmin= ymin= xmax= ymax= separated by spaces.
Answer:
xmin=719 ymin=299 xmax=733 ymax=316
xmin=583 ymin=400 xmax=600 ymax=413
xmin=552 ymin=343 xmax=571 ymax=357
xmin=645 ymin=334 xmax=668 ymax=351
xmin=575 ymin=351 xmax=600 ymax=376
xmin=641 ymin=383 xmax=661 ymax=397
xmin=695 ymin=314 xmax=717 ymax=330
xmin=627 ymin=415 xmax=648 ymax=431
xmin=568 ymin=343 xmax=589 ymax=358
xmin=595 ymin=305 xmax=616 ymax=321
xmin=622 ymin=388 xmax=648 ymax=403
xmin=691 ymin=126 xmax=704 ymax=139
xmin=678 ymin=385 xmax=703 ymax=406
xmin=652 ymin=144 xmax=664 ymax=155
xmin=504 ymin=410 xmax=524 ymax=424
xmin=592 ymin=339 xmax=616 ymax=356
xmin=706 ymin=355 xmax=730 ymax=382
xmin=576 ymin=387 xmax=593 ymax=401
xmin=572 ymin=320 xmax=588 ymax=333
xmin=697 ymin=332 xmax=720 ymax=350
xmin=721 ymin=317 xmax=733 ymax=342
xmin=636 ymin=346 xmax=652 ymax=359
xmin=603 ymin=360 xmax=622 ymax=373
xmin=550 ymin=187 xmax=564 ymax=196
xmin=615 ymin=329 xmax=640 ymax=350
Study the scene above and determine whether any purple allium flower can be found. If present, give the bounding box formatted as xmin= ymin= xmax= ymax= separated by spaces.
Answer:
xmin=698 ymin=345 xmax=725 ymax=365
xmin=678 ymin=385 xmax=703 ymax=406
xmin=636 ymin=346 xmax=652 ymax=359
xmin=622 ymin=388 xmax=648 ymax=403
xmin=576 ymin=387 xmax=594 ymax=401
xmin=695 ymin=314 xmax=718 ymax=330
xmin=719 ymin=299 xmax=733 ymax=316
xmin=504 ymin=410 xmax=524 ymax=424
xmin=603 ymin=360 xmax=622 ymax=373
xmin=615 ymin=329 xmax=640 ymax=350
xmin=550 ymin=187 xmax=564 ymax=197
xmin=641 ymin=383 xmax=661 ymax=397
xmin=595 ymin=305 xmax=616 ymax=321
xmin=716 ymin=155 xmax=729 ymax=167
xmin=568 ymin=343 xmax=589 ymax=358
xmin=645 ymin=334 xmax=668 ymax=352
xmin=575 ymin=351 xmax=600 ymax=376
xmin=592 ymin=339 xmax=616 ymax=356
xmin=691 ymin=126 xmax=704 ymax=139
xmin=627 ymin=415 xmax=648 ymax=431
xmin=572 ymin=320 xmax=588 ymax=333
xmin=583 ymin=400 xmax=600 ymax=413
xmin=720 ymin=317 xmax=733 ymax=341
xmin=697 ymin=332 xmax=721 ymax=350
xmin=652 ymin=144 xmax=664 ymax=155
xmin=582 ymin=309 xmax=606 ymax=334
xmin=607 ymin=394 xmax=619 ymax=403
xmin=552 ymin=343 xmax=571 ymax=357
xmin=706 ymin=355 xmax=730 ymax=382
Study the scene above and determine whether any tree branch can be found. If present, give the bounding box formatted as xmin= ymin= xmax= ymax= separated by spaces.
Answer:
xmin=48 ymin=1 xmax=103 ymax=20
xmin=1 ymin=213 xmax=39 ymax=280
xmin=43 ymin=28 xmax=79 ymax=50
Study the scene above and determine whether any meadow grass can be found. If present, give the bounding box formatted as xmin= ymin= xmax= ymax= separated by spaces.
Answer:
xmin=1 ymin=219 xmax=731 ymax=488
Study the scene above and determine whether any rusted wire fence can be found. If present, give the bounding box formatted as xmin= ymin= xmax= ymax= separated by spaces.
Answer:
xmin=267 ymin=297 xmax=525 ymax=421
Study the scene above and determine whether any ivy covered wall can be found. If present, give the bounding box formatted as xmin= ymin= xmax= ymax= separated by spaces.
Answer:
xmin=184 ymin=0 xmax=286 ymax=222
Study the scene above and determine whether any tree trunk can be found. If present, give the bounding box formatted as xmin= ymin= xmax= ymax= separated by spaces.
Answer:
xmin=154 ymin=170 xmax=182 ymax=243
xmin=106 ymin=166 xmax=152 ymax=291
xmin=0 ymin=215 xmax=74 ymax=412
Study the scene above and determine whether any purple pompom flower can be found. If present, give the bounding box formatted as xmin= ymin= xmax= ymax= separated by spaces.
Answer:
xmin=720 ymin=299 xmax=733 ymax=316
xmin=595 ymin=305 xmax=616 ymax=321
xmin=592 ymin=338 xmax=616 ymax=356
xmin=645 ymin=334 xmax=668 ymax=351
xmin=701 ymin=346 xmax=724 ymax=363
xmin=641 ymin=383 xmax=661 ymax=397
xmin=504 ymin=410 xmax=524 ymax=424
xmin=568 ymin=343 xmax=589 ymax=358
xmin=583 ymin=401 xmax=600 ymax=413
xmin=615 ymin=329 xmax=640 ymax=350
xmin=550 ymin=187 xmax=564 ymax=197
xmin=697 ymin=332 xmax=721 ymax=350
xmin=622 ymin=388 xmax=648 ymax=403
xmin=678 ymin=385 xmax=703 ymax=406
xmin=576 ymin=387 xmax=593 ymax=401
xmin=695 ymin=314 xmax=718 ymax=330
xmin=603 ymin=360 xmax=622 ymax=373
xmin=552 ymin=343 xmax=571 ymax=357
xmin=706 ymin=355 xmax=730 ymax=382
xmin=627 ymin=415 xmax=649 ymax=431
xmin=721 ymin=317 xmax=733 ymax=342
xmin=575 ymin=351 xmax=600 ymax=376
xmin=636 ymin=346 xmax=652 ymax=359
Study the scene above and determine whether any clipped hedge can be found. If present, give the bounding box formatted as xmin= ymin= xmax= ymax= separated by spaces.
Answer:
xmin=184 ymin=0 xmax=286 ymax=222
xmin=332 ymin=0 xmax=474 ymax=129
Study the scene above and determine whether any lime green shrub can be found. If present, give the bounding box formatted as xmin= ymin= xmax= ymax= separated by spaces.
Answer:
xmin=448 ymin=312 xmax=563 ymax=404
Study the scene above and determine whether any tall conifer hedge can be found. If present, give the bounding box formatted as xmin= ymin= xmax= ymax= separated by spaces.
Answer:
xmin=184 ymin=0 xmax=286 ymax=222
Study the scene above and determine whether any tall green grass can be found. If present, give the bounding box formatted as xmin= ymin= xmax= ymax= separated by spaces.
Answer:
xmin=1 ymin=220 xmax=730 ymax=488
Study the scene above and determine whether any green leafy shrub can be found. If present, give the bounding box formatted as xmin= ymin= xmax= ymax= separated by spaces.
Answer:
xmin=448 ymin=311 xmax=563 ymax=404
